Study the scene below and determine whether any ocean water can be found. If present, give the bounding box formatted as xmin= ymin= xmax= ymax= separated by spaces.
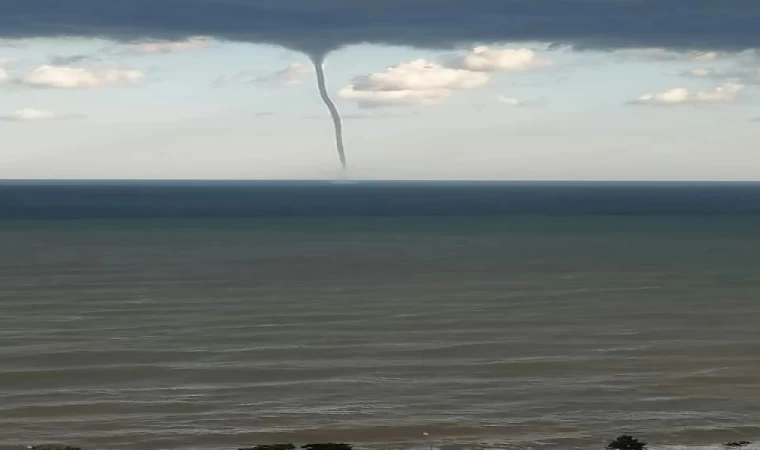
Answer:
xmin=1 ymin=182 xmax=759 ymax=450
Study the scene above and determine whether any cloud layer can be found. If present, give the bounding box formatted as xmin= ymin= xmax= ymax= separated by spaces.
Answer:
xmin=633 ymin=82 xmax=744 ymax=105
xmin=682 ymin=65 xmax=760 ymax=84
xmin=0 ymin=108 xmax=83 ymax=122
xmin=615 ymin=48 xmax=728 ymax=62
xmin=1 ymin=1 xmax=760 ymax=55
xmin=18 ymin=65 xmax=144 ymax=89
xmin=128 ymin=36 xmax=209 ymax=54
xmin=454 ymin=47 xmax=550 ymax=72
xmin=498 ymin=95 xmax=548 ymax=108
xmin=339 ymin=59 xmax=491 ymax=107
xmin=339 ymin=46 xmax=551 ymax=108
xmin=216 ymin=63 xmax=313 ymax=87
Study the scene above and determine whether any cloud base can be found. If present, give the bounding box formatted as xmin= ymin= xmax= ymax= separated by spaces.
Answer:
xmin=2 ymin=1 xmax=760 ymax=55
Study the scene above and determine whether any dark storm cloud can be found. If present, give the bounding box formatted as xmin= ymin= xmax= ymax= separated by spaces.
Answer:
xmin=2 ymin=0 xmax=760 ymax=55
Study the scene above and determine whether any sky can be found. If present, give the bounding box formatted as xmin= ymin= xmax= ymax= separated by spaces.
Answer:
xmin=1 ymin=1 xmax=760 ymax=181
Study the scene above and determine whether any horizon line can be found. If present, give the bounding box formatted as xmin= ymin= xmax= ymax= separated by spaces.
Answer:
xmin=1 ymin=179 xmax=760 ymax=185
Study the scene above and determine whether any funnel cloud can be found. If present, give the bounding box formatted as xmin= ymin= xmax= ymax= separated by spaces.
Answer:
xmin=311 ymin=55 xmax=347 ymax=170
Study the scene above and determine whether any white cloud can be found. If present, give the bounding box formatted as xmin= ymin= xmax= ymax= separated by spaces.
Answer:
xmin=680 ymin=65 xmax=760 ymax=84
xmin=342 ymin=111 xmax=419 ymax=120
xmin=338 ymin=47 xmax=549 ymax=108
xmin=129 ymin=36 xmax=210 ymax=54
xmin=633 ymin=82 xmax=744 ymax=105
xmin=692 ymin=83 xmax=744 ymax=102
xmin=616 ymin=48 xmax=726 ymax=62
xmin=636 ymin=87 xmax=691 ymax=104
xmin=455 ymin=46 xmax=551 ymax=72
xmin=686 ymin=68 xmax=717 ymax=78
xmin=0 ymin=67 xmax=9 ymax=83
xmin=691 ymin=51 xmax=722 ymax=61
xmin=355 ymin=59 xmax=490 ymax=91
xmin=497 ymin=95 xmax=548 ymax=107
xmin=339 ymin=86 xmax=452 ymax=107
xmin=19 ymin=65 xmax=144 ymax=88
xmin=340 ymin=59 xmax=489 ymax=107
xmin=215 ymin=63 xmax=313 ymax=86
xmin=498 ymin=95 xmax=522 ymax=106
xmin=1 ymin=108 xmax=61 ymax=122
xmin=256 ymin=63 xmax=313 ymax=85
xmin=277 ymin=63 xmax=313 ymax=85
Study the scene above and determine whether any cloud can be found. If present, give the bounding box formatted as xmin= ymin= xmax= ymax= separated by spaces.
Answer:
xmin=261 ymin=63 xmax=312 ymax=85
xmin=734 ymin=66 xmax=760 ymax=83
xmin=49 ymin=54 xmax=98 ymax=65
xmin=46 ymin=38 xmax=207 ymax=67
xmin=338 ymin=59 xmax=489 ymax=107
xmin=339 ymin=87 xmax=452 ymax=108
xmin=0 ymin=67 xmax=9 ymax=83
xmin=680 ymin=65 xmax=760 ymax=83
xmin=632 ymin=82 xmax=744 ymax=105
xmin=338 ymin=49 xmax=550 ymax=108
xmin=354 ymin=60 xmax=490 ymax=91
xmin=1 ymin=1 xmax=760 ymax=56
xmin=216 ymin=63 xmax=313 ymax=86
xmin=497 ymin=95 xmax=548 ymax=107
xmin=684 ymin=68 xmax=718 ymax=78
xmin=341 ymin=111 xmax=420 ymax=120
xmin=127 ymin=36 xmax=210 ymax=54
xmin=690 ymin=51 xmax=723 ymax=61
xmin=305 ymin=110 xmax=419 ymax=120
xmin=18 ymin=65 xmax=144 ymax=88
xmin=454 ymin=46 xmax=551 ymax=72
xmin=615 ymin=48 xmax=727 ymax=62
xmin=0 ymin=108 xmax=83 ymax=122
xmin=0 ymin=38 xmax=24 ymax=48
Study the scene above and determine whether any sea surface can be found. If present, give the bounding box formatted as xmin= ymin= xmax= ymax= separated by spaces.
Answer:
xmin=1 ymin=181 xmax=759 ymax=450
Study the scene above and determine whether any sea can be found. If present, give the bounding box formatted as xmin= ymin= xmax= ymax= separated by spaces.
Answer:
xmin=0 ymin=181 xmax=759 ymax=450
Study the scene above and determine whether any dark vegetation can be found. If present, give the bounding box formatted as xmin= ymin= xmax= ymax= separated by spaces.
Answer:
xmin=28 ymin=446 xmax=83 ymax=450
xmin=301 ymin=444 xmax=353 ymax=450
xmin=239 ymin=445 xmax=296 ymax=450
xmin=725 ymin=443 xmax=752 ymax=448
xmin=607 ymin=435 xmax=648 ymax=450
xmin=238 ymin=444 xmax=351 ymax=450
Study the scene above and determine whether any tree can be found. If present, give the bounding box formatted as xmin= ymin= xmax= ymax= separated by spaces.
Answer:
xmin=302 ymin=443 xmax=353 ymax=450
xmin=724 ymin=442 xmax=751 ymax=448
xmin=239 ymin=445 xmax=296 ymax=450
xmin=28 ymin=445 xmax=82 ymax=450
xmin=607 ymin=435 xmax=647 ymax=450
